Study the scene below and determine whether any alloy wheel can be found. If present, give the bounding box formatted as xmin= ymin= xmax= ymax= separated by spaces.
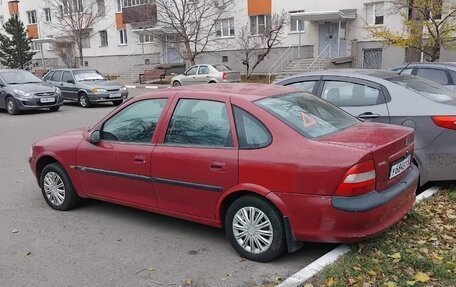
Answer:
xmin=43 ymin=171 xmax=66 ymax=206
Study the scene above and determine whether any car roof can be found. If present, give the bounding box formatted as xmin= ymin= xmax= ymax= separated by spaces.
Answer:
xmin=277 ymin=69 xmax=400 ymax=83
xmin=48 ymin=68 xmax=97 ymax=71
xmin=394 ymin=62 xmax=456 ymax=68
xmin=0 ymin=69 xmax=28 ymax=73
xmin=142 ymin=83 xmax=299 ymax=102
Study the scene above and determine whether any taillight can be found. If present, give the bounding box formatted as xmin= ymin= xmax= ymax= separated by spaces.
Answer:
xmin=432 ymin=116 xmax=456 ymax=130
xmin=335 ymin=160 xmax=376 ymax=197
xmin=222 ymin=72 xmax=227 ymax=80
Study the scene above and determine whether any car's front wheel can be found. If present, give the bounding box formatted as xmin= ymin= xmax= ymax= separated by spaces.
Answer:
xmin=78 ymin=93 xmax=91 ymax=108
xmin=6 ymin=97 xmax=18 ymax=115
xmin=40 ymin=163 xmax=80 ymax=211
xmin=225 ymin=195 xmax=287 ymax=262
xmin=172 ymin=81 xmax=181 ymax=86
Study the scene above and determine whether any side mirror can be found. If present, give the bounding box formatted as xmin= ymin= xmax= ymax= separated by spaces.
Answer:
xmin=89 ymin=130 xmax=101 ymax=144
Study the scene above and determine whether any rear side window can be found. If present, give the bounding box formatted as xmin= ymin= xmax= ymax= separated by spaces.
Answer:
xmin=165 ymin=99 xmax=232 ymax=147
xmin=322 ymin=81 xmax=382 ymax=106
xmin=287 ymin=81 xmax=317 ymax=93
xmin=416 ymin=68 xmax=450 ymax=85
xmin=257 ymin=93 xmax=359 ymax=138
xmin=51 ymin=71 xmax=63 ymax=82
xmin=213 ymin=64 xmax=232 ymax=72
xmin=233 ymin=106 xmax=271 ymax=149
xmin=199 ymin=66 xmax=209 ymax=75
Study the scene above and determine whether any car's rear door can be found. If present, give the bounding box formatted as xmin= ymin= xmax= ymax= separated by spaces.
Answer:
xmin=197 ymin=65 xmax=210 ymax=83
xmin=76 ymin=97 xmax=170 ymax=207
xmin=151 ymin=92 xmax=239 ymax=220
xmin=318 ymin=76 xmax=391 ymax=123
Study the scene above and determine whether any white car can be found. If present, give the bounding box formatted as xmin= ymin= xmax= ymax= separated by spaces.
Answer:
xmin=171 ymin=64 xmax=241 ymax=86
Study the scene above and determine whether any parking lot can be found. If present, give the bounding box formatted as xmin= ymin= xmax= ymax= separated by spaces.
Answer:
xmin=0 ymin=88 xmax=336 ymax=287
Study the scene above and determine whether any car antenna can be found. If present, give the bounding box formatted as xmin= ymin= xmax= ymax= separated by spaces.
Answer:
xmin=398 ymin=62 xmax=411 ymax=75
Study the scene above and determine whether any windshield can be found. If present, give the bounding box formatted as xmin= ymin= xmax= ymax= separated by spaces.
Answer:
xmin=257 ymin=92 xmax=359 ymax=138
xmin=73 ymin=70 xmax=105 ymax=81
xmin=387 ymin=74 xmax=456 ymax=104
xmin=0 ymin=70 xmax=42 ymax=85
xmin=213 ymin=64 xmax=232 ymax=72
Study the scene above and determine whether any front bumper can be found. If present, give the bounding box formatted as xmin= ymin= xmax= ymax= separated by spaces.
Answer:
xmin=277 ymin=165 xmax=418 ymax=243
xmin=16 ymin=95 xmax=63 ymax=110
xmin=87 ymin=91 xmax=128 ymax=103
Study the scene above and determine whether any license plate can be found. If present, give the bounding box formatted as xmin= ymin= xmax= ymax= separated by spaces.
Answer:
xmin=389 ymin=154 xmax=411 ymax=179
xmin=109 ymin=93 xmax=121 ymax=98
xmin=40 ymin=97 xmax=55 ymax=103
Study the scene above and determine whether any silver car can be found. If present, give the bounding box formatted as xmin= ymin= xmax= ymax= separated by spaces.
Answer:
xmin=391 ymin=62 xmax=456 ymax=91
xmin=275 ymin=69 xmax=456 ymax=185
xmin=171 ymin=64 xmax=240 ymax=86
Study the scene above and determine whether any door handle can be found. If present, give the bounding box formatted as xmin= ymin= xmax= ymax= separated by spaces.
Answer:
xmin=134 ymin=155 xmax=146 ymax=164
xmin=60 ymin=83 xmax=64 ymax=86
xmin=210 ymin=161 xmax=226 ymax=171
xmin=357 ymin=112 xmax=380 ymax=119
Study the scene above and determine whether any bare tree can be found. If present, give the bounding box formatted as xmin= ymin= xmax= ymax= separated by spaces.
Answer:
xmin=237 ymin=12 xmax=287 ymax=78
xmin=44 ymin=0 xmax=110 ymax=67
xmin=368 ymin=0 xmax=456 ymax=62
xmin=54 ymin=41 xmax=77 ymax=67
xmin=155 ymin=0 xmax=236 ymax=66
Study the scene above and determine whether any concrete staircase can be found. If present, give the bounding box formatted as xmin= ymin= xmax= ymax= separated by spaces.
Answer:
xmin=274 ymin=58 xmax=331 ymax=81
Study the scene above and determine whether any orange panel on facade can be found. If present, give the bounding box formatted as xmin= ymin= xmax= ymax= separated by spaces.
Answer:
xmin=8 ymin=1 xmax=19 ymax=15
xmin=248 ymin=0 xmax=271 ymax=16
xmin=27 ymin=24 xmax=39 ymax=39
xmin=116 ymin=13 xmax=126 ymax=29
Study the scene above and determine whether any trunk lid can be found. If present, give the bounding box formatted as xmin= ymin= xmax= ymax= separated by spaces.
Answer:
xmin=320 ymin=123 xmax=414 ymax=191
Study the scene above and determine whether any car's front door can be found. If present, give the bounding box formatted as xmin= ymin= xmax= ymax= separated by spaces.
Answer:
xmin=182 ymin=66 xmax=199 ymax=85
xmin=60 ymin=71 xmax=77 ymax=100
xmin=318 ymin=77 xmax=391 ymax=123
xmin=76 ymin=98 xmax=169 ymax=207
xmin=151 ymin=94 xmax=239 ymax=219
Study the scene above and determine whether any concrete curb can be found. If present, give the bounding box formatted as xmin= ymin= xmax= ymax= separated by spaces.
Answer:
xmin=277 ymin=185 xmax=441 ymax=287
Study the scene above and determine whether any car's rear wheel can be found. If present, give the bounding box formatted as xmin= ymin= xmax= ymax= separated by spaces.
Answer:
xmin=6 ymin=97 xmax=18 ymax=115
xmin=172 ymin=81 xmax=181 ymax=86
xmin=225 ymin=195 xmax=287 ymax=262
xmin=112 ymin=100 xmax=123 ymax=106
xmin=78 ymin=93 xmax=91 ymax=108
xmin=40 ymin=163 xmax=80 ymax=211
xmin=49 ymin=106 xmax=60 ymax=112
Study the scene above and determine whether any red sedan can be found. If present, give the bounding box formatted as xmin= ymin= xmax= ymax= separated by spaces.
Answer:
xmin=29 ymin=84 xmax=418 ymax=262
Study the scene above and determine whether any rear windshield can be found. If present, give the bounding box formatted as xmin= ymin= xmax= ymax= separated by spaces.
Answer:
xmin=73 ymin=70 xmax=105 ymax=82
xmin=257 ymin=92 xmax=359 ymax=138
xmin=213 ymin=64 xmax=232 ymax=72
xmin=387 ymin=75 xmax=456 ymax=104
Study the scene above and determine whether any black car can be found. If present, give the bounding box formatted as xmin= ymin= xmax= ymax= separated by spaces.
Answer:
xmin=0 ymin=69 xmax=63 ymax=115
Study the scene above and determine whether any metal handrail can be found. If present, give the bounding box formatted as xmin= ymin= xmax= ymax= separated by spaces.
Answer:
xmin=306 ymin=44 xmax=331 ymax=72
xmin=268 ymin=45 xmax=298 ymax=83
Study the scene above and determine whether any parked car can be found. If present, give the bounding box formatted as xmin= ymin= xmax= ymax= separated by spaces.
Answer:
xmin=29 ymin=84 xmax=418 ymax=262
xmin=0 ymin=69 xmax=63 ymax=115
xmin=275 ymin=70 xmax=456 ymax=185
xmin=43 ymin=69 xmax=128 ymax=108
xmin=391 ymin=62 xmax=456 ymax=91
xmin=171 ymin=64 xmax=240 ymax=86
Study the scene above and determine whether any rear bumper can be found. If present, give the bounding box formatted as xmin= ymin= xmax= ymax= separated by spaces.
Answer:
xmin=278 ymin=166 xmax=418 ymax=243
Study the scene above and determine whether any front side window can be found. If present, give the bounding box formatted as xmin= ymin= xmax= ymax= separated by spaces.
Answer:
xmin=62 ymin=71 xmax=74 ymax=83
xmin=50 ymin=70 xmax=63 ymax=82
xmin=27 ymin=10 xmax=37 ymax=24
xmin=258 ymin=93 xmax=359 ymax=138
xmin=416 ymin=68 xmax=450 ymax=85
xmin=165 ymin=99 xmax=232 ymax=147
xmin=216 ymin=17 xmax=235 ymax=37
xmin=102 ymin=99 xmax=167 ymax=143
xmin=322 ymin=81 xmax=382 ymax=106
xmin=186 ymin=66 xmax=198 ymax=76
xmin=233 ymin=106 xmax=271 ymax=149
xmin=366 ymin=2 xmax=384 ymax=25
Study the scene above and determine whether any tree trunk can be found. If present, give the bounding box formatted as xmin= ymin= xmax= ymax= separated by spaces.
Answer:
xmin=78 ymin=42 xmax=84 ymax=68
xmin=407 ymin=6 xmax=424 ymax=62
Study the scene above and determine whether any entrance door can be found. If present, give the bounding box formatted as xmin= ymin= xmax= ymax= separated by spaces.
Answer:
xmin=318 ymin=22 xmax=346 ymax=57
xmin=164 ymin=35 xmax=182 ymax=64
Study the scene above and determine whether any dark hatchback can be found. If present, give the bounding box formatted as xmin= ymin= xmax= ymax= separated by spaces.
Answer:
xmin=0 ymin=69 xmax=63 ymax=115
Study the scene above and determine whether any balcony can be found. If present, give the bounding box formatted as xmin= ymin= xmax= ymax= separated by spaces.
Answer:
xmin=122 ymin=3 xmax=157 ymax=24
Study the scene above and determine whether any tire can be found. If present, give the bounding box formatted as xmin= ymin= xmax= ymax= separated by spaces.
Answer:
xmin=112 ymin=100 xmax=123 ymax=106
xmin=172 ymin=81 xmax=181 ymax=86
xmin=39 ymin=163 xmax=80 ymax=211
xmin=6 ymin=97 xmax=18 ymax=115
xmin=49 ymin=106 xmax=60 ymax=112
xmin=225 ymin=195 xmax=287 ymax=262
xmin=78 ymin=93 xmax=91 ymax=108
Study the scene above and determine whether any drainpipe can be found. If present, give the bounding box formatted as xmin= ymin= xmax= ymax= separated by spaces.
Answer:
xmin=337 ymin=19 xmax=341 ymax=57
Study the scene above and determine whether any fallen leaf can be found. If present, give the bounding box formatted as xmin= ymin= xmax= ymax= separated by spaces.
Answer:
xmin=417 ymin=240 xmax=426 ymax=245
xmin=384 ymin=281 xmax=398 ymax=287
xmin=25 ymin=251 xmax=31 ymax=256
xmin=406 ymin=281 xmax=416 ymax=286
xmin=367 ymin=270 xmax=377 ymax=276
xmin=327 ymin=277 xmax=334 ymax=286
xmin=389 ymin=252 xmax=401 ymax=260
xmin=414 ymin=272 xmax=430 ymax=282
xmin=348 ymin=278 xmax=357 ymax=285
xmin=445 ymin=261 xmax=456 ymax=270
xmin=11 ymin=229 xmax=18 ymax=234
xmin=303 ymin=283 xmax=314 ymax=287
xmin=147 ymin=267 xmax=155 ymax=272
xmin=184 ymin=278 xmax=192 ymax=286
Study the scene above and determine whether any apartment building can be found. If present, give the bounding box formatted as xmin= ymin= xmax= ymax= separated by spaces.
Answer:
xmin=0 ymin=0 xmax=453 ymax=78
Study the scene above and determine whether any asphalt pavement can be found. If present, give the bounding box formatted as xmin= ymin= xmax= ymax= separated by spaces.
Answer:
xmin=0 ymin=88 xmax=335 ymax=287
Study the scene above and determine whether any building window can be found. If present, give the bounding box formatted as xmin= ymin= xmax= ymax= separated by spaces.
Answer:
xmin=97 ymin=0 xmax=105 ymax=16
xmin=366 ymin=2 xmax=384 ymax=25
xmin=119 ymin=29 xmax=128 ymax=45
xmin=82 ymin=32 xmax=91 ymax=48
xmin=44 ymin=8 xmax=52 ymax=22
xmin=222 ymin=56 xmax=228 ymax=62
xmin=122 ymin=0 xmax=151 ymax=8
xmin=216 ymin=17 xmax=235 ymax=37
xmin=30 ymin=42 xmax=41 ymax=51
xmin=99 ymin=30 xmax=108 ymax=47
xmin=60 ymin=0 xmax=83 ymax=15
xmin=250 ymin=14 xmax=271 ymax=35
xmin=139 ymin=34 xmax=153 ymax=43
xmin=116 ymin=0 xmax=122 ymax=12
xmin=27 ymin=10 xmax=37 ymax=24
xmin=289 ymin=11 xmax=304 ymax=32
